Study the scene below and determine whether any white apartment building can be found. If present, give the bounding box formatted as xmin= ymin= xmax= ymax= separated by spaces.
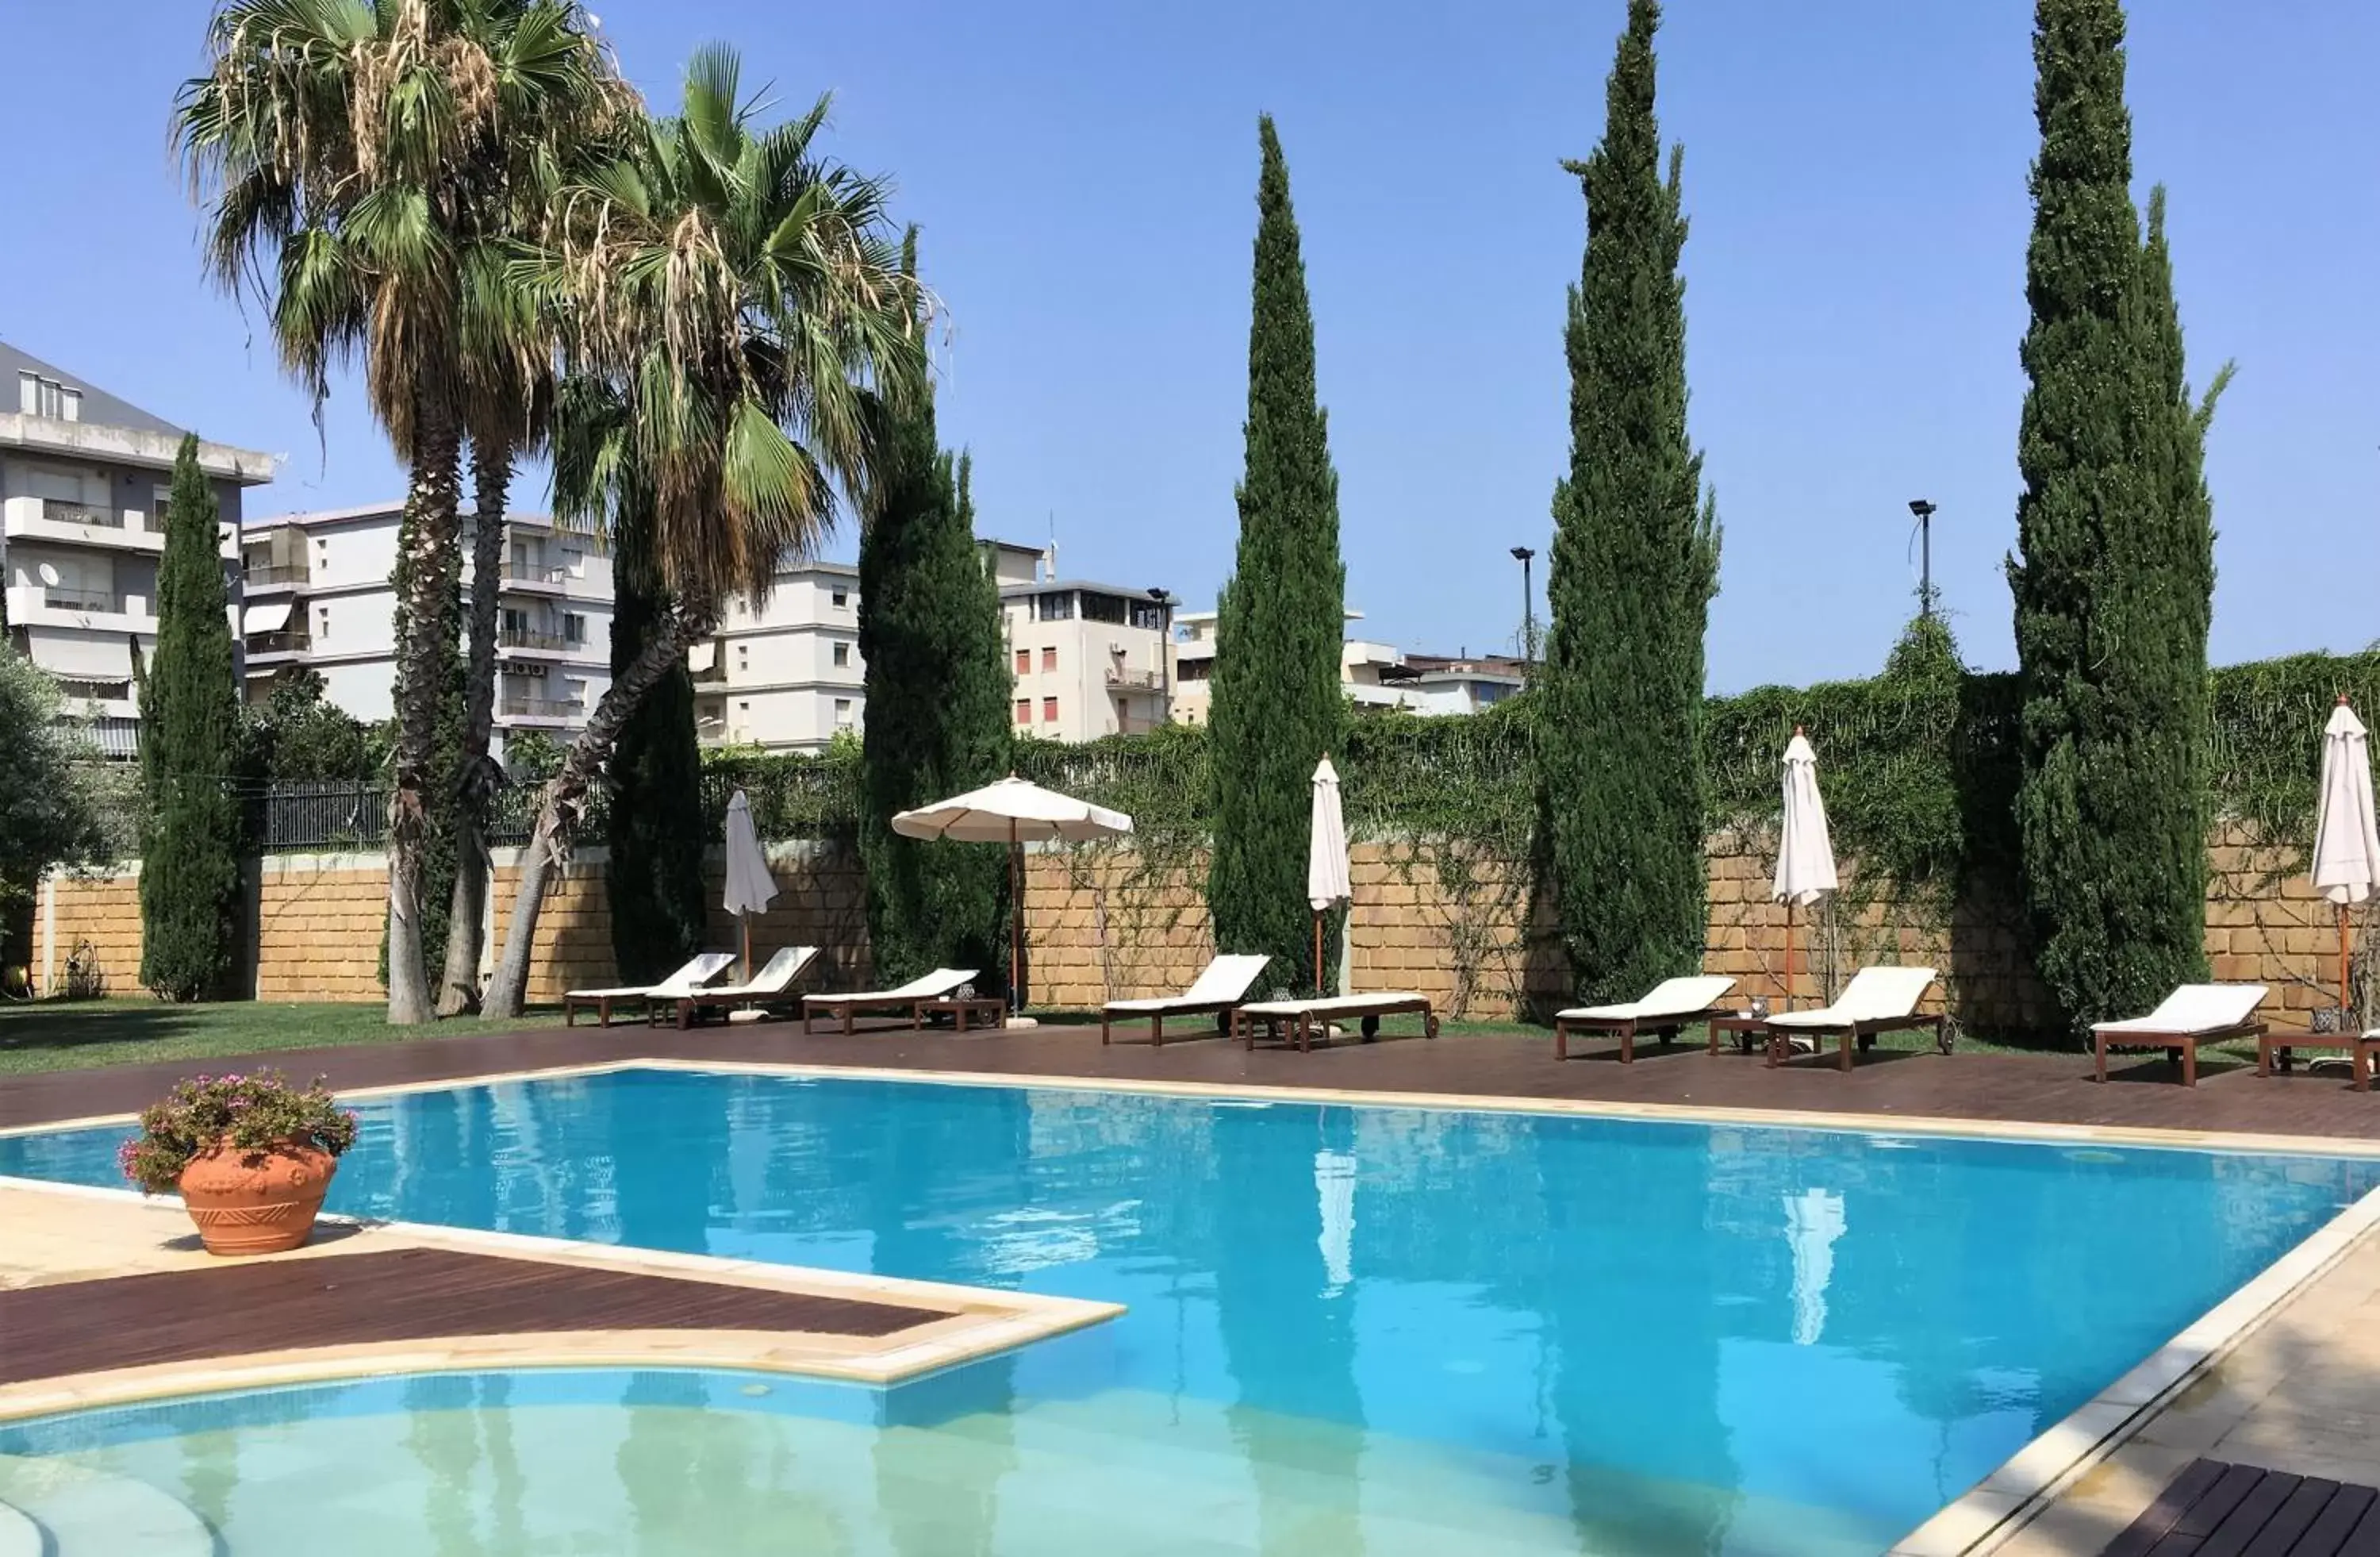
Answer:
xmin=998 ymin=543 xmax=1176 ymax=742
xmin=1 ymin=342 xmax=276 ymax=755
xmin=240 ymin=504 xmax=613 ymax=748
xmin=1169 ymin=609 xmax=1522 ymax=723
xmin=692 ymin=558 xmax=864 ymax=751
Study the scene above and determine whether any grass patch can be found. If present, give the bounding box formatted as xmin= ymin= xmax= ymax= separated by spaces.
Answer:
xmin=0 ymin=999 xmax=568 ymax=1077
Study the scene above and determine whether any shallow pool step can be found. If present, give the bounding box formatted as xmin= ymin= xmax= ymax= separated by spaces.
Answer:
xmin=0 ymin=1499 xmax=41 ymax=1557
xmin=0 ymin=1453 xmax=216 ymax=1556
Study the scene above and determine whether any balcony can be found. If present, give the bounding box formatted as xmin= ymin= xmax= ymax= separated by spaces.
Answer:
xmin=244 ymin=562 xmax=311 ymax=588
xmin=41 ymin=586 xmax=121 ymax=614
xmin=3 ymin=496 xmax=165 ymax=552
xmin=500 ymin=694 xmax=581 ymax=722
xmin=245 ymin=631 xmax=312 ymax=658
xmin=1104 ymin=666 xmax=1165 ymax=692
xmin=497 ymin=627 xmax=578 ymax=653
xmin=502 ymin=563 xmax=571 ymax=594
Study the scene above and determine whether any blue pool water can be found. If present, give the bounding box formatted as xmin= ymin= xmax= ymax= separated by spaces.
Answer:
xmin=3 ymin=1068 xmax=2375 ymax=1555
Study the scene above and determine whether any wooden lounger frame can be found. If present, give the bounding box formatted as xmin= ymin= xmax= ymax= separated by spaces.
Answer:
xmin=1100 ymin=1003 xmax=1239 ymax=1048
xmin=1230 ymin=996 xmax=1440 ymax=1054
xmin=799 ymin=994 xmax=1006 ymax=1035
xmin=2094 ymin=1020 xmax=2263 ymax=1087
xmin=1764 ymin=1012 xmax=1951 ymax=1072
xmin=1553 ymin=1005 xmax=1732 ymax=1063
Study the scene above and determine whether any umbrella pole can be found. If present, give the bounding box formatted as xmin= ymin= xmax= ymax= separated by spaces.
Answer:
xmin=1313 ymin=909 xmax=1324 ymax=998
xmin=1783 ymin=902 xmax=1795 ymax=1013
xmin=1010 ymin=817 xmax=1023 ymax=1009
xmin=741 ymin=914 xmax=752 ymax=982
xmin=2342 ymin=903 xmax=2354 ymax=1022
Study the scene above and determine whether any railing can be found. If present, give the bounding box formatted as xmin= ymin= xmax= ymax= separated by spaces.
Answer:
xmin=244 ymin=563 xmax=311 ymax=586
xmin=245 ymin=631 xmax=311 ymax=655
xmin=500 ymin=695 xmax=581 ymax=720
xmin=43 ymin=587 xmax=119 ymax=613
xmin=504 ymin=563 xmax=570 ymax=586
xmin=498 ymin=628 xmax=575 ymax=652
xmin=1105 ymin=667 xmax=1165 ymax=691
xmin=39 ymin=498 xmax=121 ymax=529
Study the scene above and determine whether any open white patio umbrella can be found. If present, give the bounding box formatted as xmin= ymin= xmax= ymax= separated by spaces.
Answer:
xmin=1772 ymin=728 xmax=1839 ymax=1011
xmin=2313 ymin=697 xmax=2380 ymax=1015
xmin=892 ymin=775 xmax=1134 ymax=1004
xmin=721 ymin=789 xmax=778 ymax=979
xmin=1308 ymin=756 xmax=1351 ymax=996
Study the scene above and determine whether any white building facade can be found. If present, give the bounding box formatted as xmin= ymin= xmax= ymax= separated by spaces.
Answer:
xmin=1169 ymin=609 xmax=1522 ymax=724
xmin=999 ymin=553 xmax=1176 ymax=742
xmin=693 ymin=559 xmax=865 ymax=751
xmin=1 ymin=343 xmax=276 ymax=754
xmin=240 ymin=504 xmax=612 ymax=749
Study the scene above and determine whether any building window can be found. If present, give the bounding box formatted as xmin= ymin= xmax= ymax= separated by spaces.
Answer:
xmin=1042 ymin=647 xmax=1058 ymax=673
xmin=736 ymin=644 xmax=750 ymax=671
xmin=1015 ymin=698 xmax=1030 ymax=725
xmin=831 ymin=587 xmax=849 ymax=608
xmin=1177 ymin=658 xmax=1211 ymax=682
xmin=1081 ymin=591 xmax=1127 ymax=625
xmin=834 ymin=698 xmax=854 ymax=727
xmin=562 ymin=613 xmax=585 ymax=644
xmin=831 ymin=640 xmax=849 ymax=667
xmin=1042 ymin=696 xmax=1059 ymax=724
xmin=1037 ymin=592 xmax=1075 ymax=622
xmin=18 ymin=373 xmax=79 ymax=421
xmin=1130 ymin=599 xmax=1166 ymax=632
xmin=317 ymin=606 xmax=330 ymax=637
xmin=1015 ymin=648 xmax=1030 ymax=676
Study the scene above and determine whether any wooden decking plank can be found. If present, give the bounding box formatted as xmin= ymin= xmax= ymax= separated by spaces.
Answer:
xmin=0 ymin=1247 xmax=944 ymax=1387
xmin=2330 ymin=1497 xmax=2380 ymax=1557
xmin=2292 ymin=1485 xmax=2378 ymax=1557
xmin=2173 ymin=1465 xmax=2278 ymax=1542
xmin=2106 ymin=1460 xmax=2236 ymax=1557
xmin=2241 ymin=1480 xmax=2345 ymax=1557
xmin=2200 ymin=1469 xmax=2304 ymax=1557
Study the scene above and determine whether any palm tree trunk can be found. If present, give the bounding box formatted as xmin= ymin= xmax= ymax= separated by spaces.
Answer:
xmin=482 ymin=606 xmax=703 ymax=1018
xmin=386 ymin=395 xmax=464 ymax=1025
xmin=436 ymin=438 xmax=514 ymax=1015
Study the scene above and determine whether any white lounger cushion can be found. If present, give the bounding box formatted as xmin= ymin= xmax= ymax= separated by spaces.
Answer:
xmin=2093 ymin=983 xmax=2267 ymax=1036
xmin=1238 ymin=992 xmax=1428 ymax=1018
xmin=1558 ymin=975 xmax=1738 ymax=1024
xmin=808 ymin=968 xmax=977 ymax=1005
xmin=1767 ymin=967 xmax=1938 ymax=1028
xmin=693 ymin=946 xmax=820 ymax=1001
xmin=1106 ymin=954 xmax=1273 ymax=1014
xmin=567 ymin=952 xmax=735 ymax=1001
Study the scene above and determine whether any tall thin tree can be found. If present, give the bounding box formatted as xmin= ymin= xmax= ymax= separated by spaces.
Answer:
xmin=1541 ymin=0 xmax=1720 ymax=1004
xmin=2009 ymin=0 xmax=2223 ymax=1029
xmin=140 ymin=435 xmax=244 ymax=1001
xmin=1205 ymin=115 xmax=1347 ymax=992
xmin=859 ymin=262 xmax=1013 ymax=991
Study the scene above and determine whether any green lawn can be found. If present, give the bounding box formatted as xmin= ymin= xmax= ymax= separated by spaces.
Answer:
xmin=0 ymin=998 xmax=568 ymax=1077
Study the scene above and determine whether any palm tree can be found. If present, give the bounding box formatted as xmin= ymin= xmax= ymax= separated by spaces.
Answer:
xmin=480 ymin=44 xmax=923 ymax=1017
xmin=179 ymin=0 xmax=625 ymax=1024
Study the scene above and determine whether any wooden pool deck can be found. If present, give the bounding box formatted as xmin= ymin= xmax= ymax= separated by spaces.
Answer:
xmin=6 ymin=1017 xmax=2378 ymax=1140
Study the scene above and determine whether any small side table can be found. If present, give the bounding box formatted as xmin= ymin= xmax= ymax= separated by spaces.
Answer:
xmin=2257 ymin=1028 xmax=2368 ymax=1091
xmin=917 ymin=998 xmax=1008 ymax=1033
xmin=1707 ymin=1014 xmax=1769 ymax=1056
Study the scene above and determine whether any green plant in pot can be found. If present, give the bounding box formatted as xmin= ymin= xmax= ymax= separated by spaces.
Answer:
xmin=119 ymin=1071 xmax=359 ymax=1255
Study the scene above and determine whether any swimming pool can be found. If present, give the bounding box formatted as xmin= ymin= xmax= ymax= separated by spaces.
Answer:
xmin=4 ymin=1067 xmax=2374 ymax=1554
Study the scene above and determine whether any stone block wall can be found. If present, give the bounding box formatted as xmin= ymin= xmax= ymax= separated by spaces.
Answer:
xmin=32 ymin=822 xmax=2358 ymax=1029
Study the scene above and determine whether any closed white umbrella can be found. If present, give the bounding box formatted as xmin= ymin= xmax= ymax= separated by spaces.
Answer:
xmin=1307 ymin=756 xmax=1351 ymax=995
xmin=1783 ymin=1188 xmax=1847 ymax=1347
xmin=2313 ymin=697 xmax=2380 ymax=1013
xmin=721 ymin=789 xmax=777 ymax=979
xmin=1772 ymin=728 xmax=1838 ymax=1011
xmin=892 ymin=775 xmax=1134 ymax=1005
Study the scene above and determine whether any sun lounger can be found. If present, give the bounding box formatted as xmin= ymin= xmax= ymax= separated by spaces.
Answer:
xmin=1553 ymin=975 xmax=1739 ymax=1063
xmin=2091 ymin=983 xmax=2267 ymax=1087
xmin=665 ymin=946 xmax=821 ymax=1029
xmin=564 ymin=952 xmax=735 ymax=1027
xmin=1231 ymin=992 xmax=1439 ymax=1053
xmin=801 ymin=969 xmax=985 ymax=1034
xmin=1762 ymin=967 xmax=1944 ymax=1072
xmin=1101 ymin=954 xmax=1273 ymax=1046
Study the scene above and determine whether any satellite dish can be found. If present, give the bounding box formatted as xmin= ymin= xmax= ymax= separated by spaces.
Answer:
xmin=37 ymin=563 xmax=60 ymax=587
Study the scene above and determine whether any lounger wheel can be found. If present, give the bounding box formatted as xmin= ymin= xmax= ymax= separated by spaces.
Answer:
xmin=1424 ymin=1013 xmax=1441 ymax=1040
xmin=1857 ymin=1033 xmax=1875 ymax=1052
xmin=1937 ymin=1025 xmax=1953 ymax=1055
xmin=1215 ymin=1009 xmax=1232 ymax=1035
xmin=1361 ymin=1014 xmax=1379 ymax=1041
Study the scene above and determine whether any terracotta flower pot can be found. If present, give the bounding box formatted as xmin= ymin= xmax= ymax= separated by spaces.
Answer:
xmin=177 ymin=1137 xmax=337 ymax=1255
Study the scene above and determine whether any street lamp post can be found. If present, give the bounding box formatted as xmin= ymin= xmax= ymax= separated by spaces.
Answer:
xmin=1510 ymin=546 xmax=1537 ymax=664
xmin=1906 ymin=500 xmax=1940 ymax=618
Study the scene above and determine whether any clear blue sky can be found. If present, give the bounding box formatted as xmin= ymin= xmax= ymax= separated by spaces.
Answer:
xmin=3 ymin=1 xmax=2372 ymax=691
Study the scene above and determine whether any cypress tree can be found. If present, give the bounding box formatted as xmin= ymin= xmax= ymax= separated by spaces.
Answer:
xmin=1205 ymin=115 xmax=1347 ymax=992
xmin=139 ymin=434 xmax=244 ymax=1000
xmin=1540 ymin=0 xmax=1720 ymax=1004
xmin=2010 ymin=0 xmax=2218 ymax=1030
xmin=605 ymin=520 xmax=710 ymax=987
xmin=858 ymin=364 xmax=1012 ymax=993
